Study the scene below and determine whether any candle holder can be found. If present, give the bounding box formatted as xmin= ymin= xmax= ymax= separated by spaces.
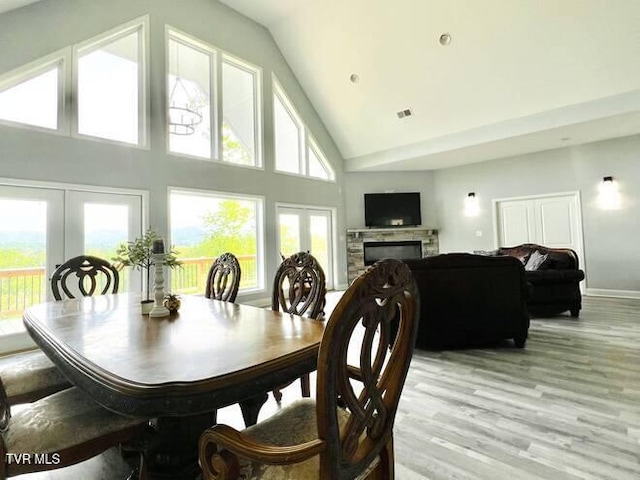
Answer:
xmin=149 ymin=253 xmax=170 ymax=318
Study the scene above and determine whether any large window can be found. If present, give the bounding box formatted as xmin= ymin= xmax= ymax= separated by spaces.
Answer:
xmin=75 ymin=18 xmax=148 ymax=146
xmin=167 ymin=29 xmax=262 ymax=168
xmin=273 ymin=77 xmax=334 ymax=181
xmin=222 ymin=56 xmax=261 ymax=166
xmin=169 ymin=190 xmax=264 ymax=294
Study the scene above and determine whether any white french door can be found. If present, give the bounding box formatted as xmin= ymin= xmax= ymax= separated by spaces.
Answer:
xmin=64 ymin=190 xmax=143 ymax=292
xmin=0 ymin=182 xmax=144 ymax=351
xmin=276 ymin=205 xmax=334 ymax=289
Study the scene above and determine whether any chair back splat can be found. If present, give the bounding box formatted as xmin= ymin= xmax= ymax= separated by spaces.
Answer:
xmin=205 ymin=253 xmax=242 ymax=303
xmin=272 ymin=251 xmax=326 ymax=319
xmin=317 ymin=259 xmax=419 ymax=478
xmin=50 ymin=255 xmax=119 ymax=301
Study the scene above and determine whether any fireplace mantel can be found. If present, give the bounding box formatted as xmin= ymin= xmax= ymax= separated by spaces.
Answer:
xmin=346 ymin=227 xmax=439 ymax=283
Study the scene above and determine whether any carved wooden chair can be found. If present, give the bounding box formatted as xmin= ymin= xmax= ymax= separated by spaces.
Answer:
xmin=0 ymin=379 xmax=149 ymax=479
xmin=199 ymin=258 xmax=420 ymax=480
xmin=271 ymin=252 xmax=326 ymax=402
xmin=205 ymin=253 xmax=242 ymax=303
xmin=50 ymin=255 xmax=120 ymax=301
xmin=0 ymin=255 xmax=120 ymax=432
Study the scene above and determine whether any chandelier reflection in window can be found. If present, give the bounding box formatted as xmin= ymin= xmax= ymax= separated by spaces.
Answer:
xmin=169 ymin=42 xmax=204 ymax=136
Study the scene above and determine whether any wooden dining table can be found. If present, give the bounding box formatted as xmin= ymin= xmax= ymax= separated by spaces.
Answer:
xmin=22 ymin=292 xmax=326 ymax=479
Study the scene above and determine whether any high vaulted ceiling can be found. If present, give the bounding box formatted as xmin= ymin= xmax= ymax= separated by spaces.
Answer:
xmin=221 ymin=0 xmax=640 ymax=171
xmin=3 ymin=1 xmax=640 ymax=171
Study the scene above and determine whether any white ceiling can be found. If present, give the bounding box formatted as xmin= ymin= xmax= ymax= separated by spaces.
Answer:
xmin=221 ymin=0 xmax=640 ymax=171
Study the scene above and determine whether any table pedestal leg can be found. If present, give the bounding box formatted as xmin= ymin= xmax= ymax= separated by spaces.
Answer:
xmin=239 ymin=392 xmax=269 ymax=427
xmin=146 ymin=410 xmax=217 ymax=479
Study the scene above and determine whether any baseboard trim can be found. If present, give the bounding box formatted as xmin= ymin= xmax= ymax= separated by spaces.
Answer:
xmin=585 ymin=288 xmax=640 ymax=299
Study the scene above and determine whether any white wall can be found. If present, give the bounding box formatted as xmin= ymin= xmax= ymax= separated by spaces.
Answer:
xmin=0 ymin=0 xmax=348 ymax=296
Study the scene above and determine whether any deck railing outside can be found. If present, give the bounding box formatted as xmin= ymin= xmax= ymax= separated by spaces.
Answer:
xmin=0 ymin=255 xmax=257 ymax=319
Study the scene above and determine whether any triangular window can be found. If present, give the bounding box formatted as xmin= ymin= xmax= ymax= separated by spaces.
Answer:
xmin=0 ymin=62 xmax=60 ymax=130
xmin=273 ymin=82 xmax=303 ymax=175
xmin=273 ymin=76 xmax=334 ymax=182
xmin=308 ymin=136 xmax=334 ymax=181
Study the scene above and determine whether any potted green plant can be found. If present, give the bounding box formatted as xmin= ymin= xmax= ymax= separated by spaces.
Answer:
xmin=113 ymin=228 xmax=182 ymax=313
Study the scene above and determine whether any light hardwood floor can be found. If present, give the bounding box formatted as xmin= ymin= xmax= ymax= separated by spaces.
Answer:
xmin=20 ymin=295 xmax=640 ymax=479
xmin=395 ymin=296 xmax=640 ymax=480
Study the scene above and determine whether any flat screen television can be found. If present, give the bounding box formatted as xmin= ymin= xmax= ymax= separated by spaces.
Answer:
xmin=364 ymin=192 xmax=421 ymax=227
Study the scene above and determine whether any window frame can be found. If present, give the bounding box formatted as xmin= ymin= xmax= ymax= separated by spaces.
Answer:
xmin=272 ymin=75 xmax=335 ymax=182
xmin=166 ymin=28 xmax=218 ymax=161
xmin=72 ymin=16 xmax=150 ymax=149
xmin=166 ymin=27 xmax=264 ymax=170
xmin=220 ymin=53 xmax=263 ymax=170
xmin=168 ymin=187 xmax=266 ymax=295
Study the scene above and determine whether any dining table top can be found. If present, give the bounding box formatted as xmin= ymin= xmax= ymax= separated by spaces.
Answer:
xmin=23 ymin=293 xmax=327 ymax=417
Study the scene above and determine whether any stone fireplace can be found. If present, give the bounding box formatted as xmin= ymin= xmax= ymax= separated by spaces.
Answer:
xmin=346 ymin=227 xmax=438 ymax=283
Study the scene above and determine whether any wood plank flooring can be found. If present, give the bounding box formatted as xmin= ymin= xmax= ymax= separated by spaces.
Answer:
xmin=20 ymin=295 xmax=640 ymax=479
xmin=395 ymin=296 xmax=640 ymax=480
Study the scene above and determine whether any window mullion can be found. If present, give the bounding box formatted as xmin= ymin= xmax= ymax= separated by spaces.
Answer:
xmin=213 ymin=51 xmax=221 ymax=161
xmin=59 ymin=51 xmax=72 ymax=135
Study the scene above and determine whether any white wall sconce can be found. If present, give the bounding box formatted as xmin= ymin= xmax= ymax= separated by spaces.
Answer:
xmin=598 ymin=175 xmax=621 ymax=210
xmin=464 ymin=192 xmax=480 ymax=217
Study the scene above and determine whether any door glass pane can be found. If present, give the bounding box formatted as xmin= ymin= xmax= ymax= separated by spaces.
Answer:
xmin=278 ymin=213 xmax=300 ymax=258
xmin=168 ymin=38 xmax=211 ymax=158
xmin=84 ymin=203 xmax=129 ymax=291
xmin=0 ymin=66 xmax=58 ymax=129
xmin=170 ymin=192 xmax=261 ymax=294
xmin=78 ymin=29 xmax=140 ymax=144
xmin=222 ymin=59 xmax=257 ymax=166
xmin=309 ymin=214 xmax=330 ymax=274
xmin=0 ymin=200 xmax=47 ymax=321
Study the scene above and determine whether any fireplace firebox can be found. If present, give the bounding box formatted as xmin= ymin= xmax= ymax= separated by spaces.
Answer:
xmin=363 ymin=241 xmax=422 ymax=266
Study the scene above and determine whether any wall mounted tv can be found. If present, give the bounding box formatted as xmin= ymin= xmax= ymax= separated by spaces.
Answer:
xmin=364 ymin=192 xmax=422 ymax=228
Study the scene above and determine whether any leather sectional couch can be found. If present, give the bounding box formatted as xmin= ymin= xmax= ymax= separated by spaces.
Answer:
xmin=403 ymin=253 xmax=530 ymax=349
xmin=498 ymin=244 xmax=585 ymax=317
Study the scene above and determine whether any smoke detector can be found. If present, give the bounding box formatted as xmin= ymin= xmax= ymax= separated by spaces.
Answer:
xmin=439 ymin=33 xmax=452 ymax=46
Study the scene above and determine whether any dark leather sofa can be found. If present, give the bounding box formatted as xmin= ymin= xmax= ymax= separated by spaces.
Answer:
xmin=498 ymin=244 xmax=585 ymax=317
xmin=403 ymin=253 xmax=530 ymax=349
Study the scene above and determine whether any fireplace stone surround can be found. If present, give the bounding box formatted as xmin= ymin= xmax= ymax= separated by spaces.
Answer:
xmin=347 ymin=227 xmax=439 ymax=283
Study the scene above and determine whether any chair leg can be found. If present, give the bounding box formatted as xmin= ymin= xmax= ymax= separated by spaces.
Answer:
xmin=272 ymin=388 xmax=283 ymax=403
xmin=376 ymin=437 xmax=394 ymax=479
xmin=300 ymin=374 xmax=311 ymax=397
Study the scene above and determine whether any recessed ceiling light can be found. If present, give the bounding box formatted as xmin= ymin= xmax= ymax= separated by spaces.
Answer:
xmin=349 ymin=73 xmax=359 ymax=84
xmin=438 ymin=33 xmax=452 ymax=46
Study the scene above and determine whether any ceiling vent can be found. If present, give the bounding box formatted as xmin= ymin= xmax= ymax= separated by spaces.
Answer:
xmin=397 ymin=108 xmax=413 ymax=119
